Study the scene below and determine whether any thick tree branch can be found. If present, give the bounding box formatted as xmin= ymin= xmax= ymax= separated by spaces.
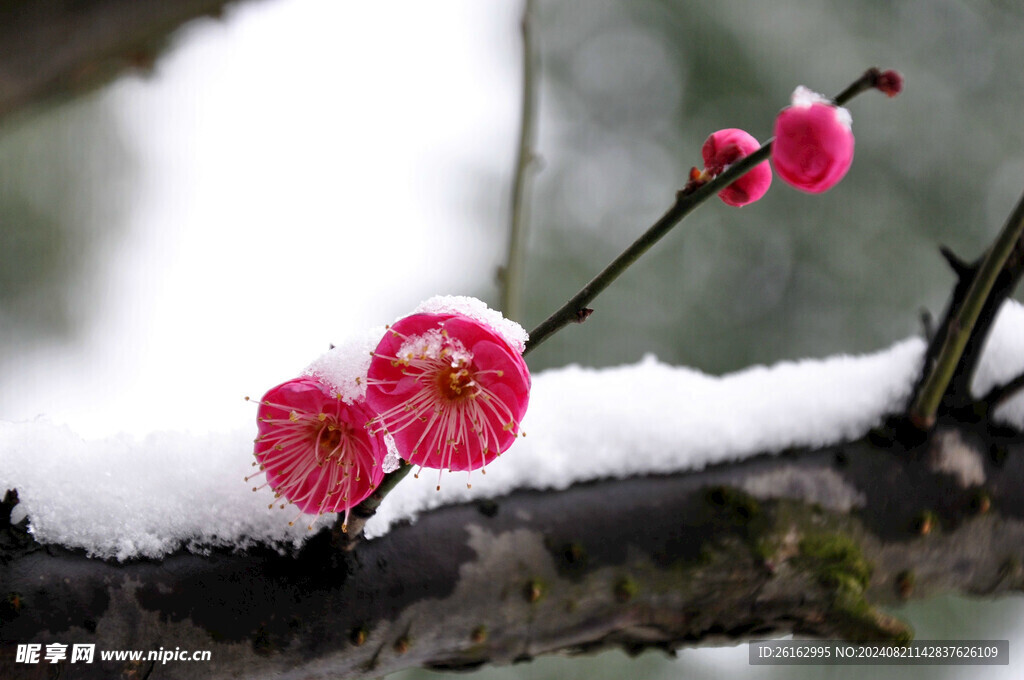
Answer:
xmin=0 ymin=0 xmax=242 ymax=124
xmin=3 ymin=421 xmax=1023 ymax=679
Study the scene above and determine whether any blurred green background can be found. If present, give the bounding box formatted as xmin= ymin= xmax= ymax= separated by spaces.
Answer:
xmin=0 ymin=99 xmax=133 ymax=376
xmin=520 ymin=0 xmax=1024 ymax=374
xmin=2 ymin=0 xmax=1023 ymax=678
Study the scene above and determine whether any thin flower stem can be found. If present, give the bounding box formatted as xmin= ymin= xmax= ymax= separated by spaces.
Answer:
xmin=500 ymin=0 xmax=539 ymax=322
xmin=335 ymin=463 xmax=412 ymax=548
xmin=909 ymin=188 xmax=1024 ymax=429
xmin=524 ymin=150 xmax=765 ymax=354
xmin=524 ymin=68 xmax=886 ymax=356
xmin=833 ymin=67 xmax=888 ymax=106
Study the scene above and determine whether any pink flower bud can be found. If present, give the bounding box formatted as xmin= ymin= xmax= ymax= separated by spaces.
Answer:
xmin=249 ymin=376 xmax=385 ymax=531
xmin=875 ymin=69 xmax=903 ymax=98
xmin=366 ymin=301 xmax=531 ymax=490
xmin=771 ymin=87 xmax=854 ymax=194
xmin=700 ymin=128 xmax=772 ymax=207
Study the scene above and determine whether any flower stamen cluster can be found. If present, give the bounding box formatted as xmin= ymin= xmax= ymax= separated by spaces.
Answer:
xmin=247 ymin=376 xmax=384 ymax=531
xmin=367 ymin=312 xmax=531 ymax=490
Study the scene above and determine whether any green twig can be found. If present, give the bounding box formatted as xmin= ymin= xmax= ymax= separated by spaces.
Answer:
xmin=832 ymin=67 xmax=891 ymax=106
xmin=500 ymin=0 xmax=539 ymax=322
xmin=909 ymin=188 xmax=1024 ymax=429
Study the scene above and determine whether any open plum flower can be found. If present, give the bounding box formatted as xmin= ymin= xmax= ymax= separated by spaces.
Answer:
xmin=249 ymin=376 xmax=385 ymax=531
xmin=700 ymin=128 xmax=772 ymax=207
xmin=772 ymin=86 xmax=854 ymax=193
xmin=366 ymin=298 xmax=531 ymax=488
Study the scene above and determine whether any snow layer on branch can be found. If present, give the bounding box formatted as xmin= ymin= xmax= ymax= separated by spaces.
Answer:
xmin=362 ymin=336 xmax=924 ymax=537
xmin=367 ymin=299 xmax=1023 ymax=535
xmin=2 ymin=301 xmax=1024 ymax=558
xmin=0 ymin=427 xmax=333 ymax=560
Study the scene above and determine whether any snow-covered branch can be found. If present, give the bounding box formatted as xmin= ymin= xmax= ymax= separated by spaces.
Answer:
xmin=2 ymin=302 xmax=1024 ymax=678
xmin=3 ymin=419 xmax=1024 ymax=679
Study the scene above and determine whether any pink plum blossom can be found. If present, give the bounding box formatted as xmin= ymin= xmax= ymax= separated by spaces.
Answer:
xmin=249 ymin=376 xmax=385 ymax=531
xmin=772 ymin=86 xmax=854 ymax=194
xmin=366 ymin=310 xmax=531 ymax=489
xmin=700 ymin=128 xmax=772 ymax=207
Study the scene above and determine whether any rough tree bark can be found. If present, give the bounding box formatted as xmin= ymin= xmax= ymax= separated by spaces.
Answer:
xmin=2 ymin=420 xmax=1024 ymax=680
xmin=0 ymin=0 xmax=243 ymax=124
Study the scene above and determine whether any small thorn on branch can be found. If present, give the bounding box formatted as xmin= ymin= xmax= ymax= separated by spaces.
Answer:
xmin=919 ymin=308 xmax=934 ymax=341
xmin=981 ymin=372 xmax=1024 ymax=411
xmin=939 ymin=245 xmax=972 ymax=278
xmin=575 ymin=308 xmax=594 ymax=323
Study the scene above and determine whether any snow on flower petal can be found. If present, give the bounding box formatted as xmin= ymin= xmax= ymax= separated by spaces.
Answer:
xmin=414 ymin=294 xmax=529 ymax=353
xmin=249 ymin=376 xmax=385 ymax=531
xmin=700 ymin=128 xmax=772 ymax=207
xmin=303 ymin=325 xmax=385 ymax=404
xmin=771 ymin=86 xmax=855 ymax=194
xmin=366 ymin=305 xmax=531 ymax=488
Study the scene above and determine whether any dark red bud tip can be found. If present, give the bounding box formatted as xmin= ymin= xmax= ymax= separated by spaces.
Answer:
xmin=875 ymin=69 xmax=903 ymax=97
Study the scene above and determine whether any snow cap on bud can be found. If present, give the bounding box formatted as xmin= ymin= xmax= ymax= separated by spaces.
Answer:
xmin=303 ymin=326 xmax=385 ymax=405
xmin=700 ymin=128 xmax=772 ymax=207
xmin=771 ymin=86 xmax=854 ymax=194
xmin=366 ymin=296 xmax=531 ymax=490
